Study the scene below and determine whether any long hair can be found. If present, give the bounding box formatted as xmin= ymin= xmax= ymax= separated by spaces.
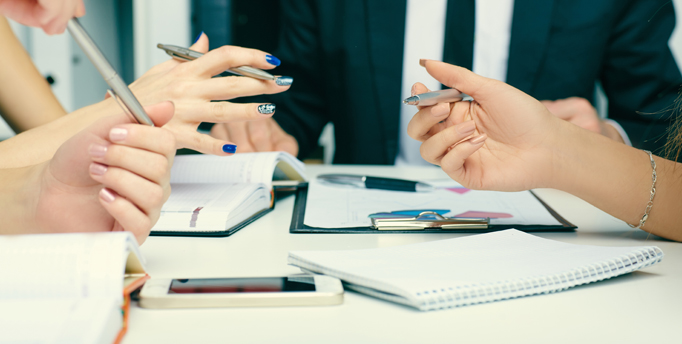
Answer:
xmin=665 ymin=92 xmax=682 ymax=162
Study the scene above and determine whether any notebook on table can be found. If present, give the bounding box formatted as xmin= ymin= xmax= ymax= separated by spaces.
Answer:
xmin=151 ymin=152 xmax=306 ymax=237
xmin=0 ymin=232 xmax=148 ymax=344
xmin=290 ymin=179 xmax=575 ymax=234
xmin=288 ymin=229 xmax=663 ymax=311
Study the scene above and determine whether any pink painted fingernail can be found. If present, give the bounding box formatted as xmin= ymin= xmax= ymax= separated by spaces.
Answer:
xmin=100 ymin=188 xmax=115 ymax=203
xmin=109 ymin=128 xmax=128 ymax=142
xmin=419 ymin=59 xmax=429 ymax=67
xmin=89 ymin=163 xmax=107 ymax=176
xmin=431 ymin=103 xmax=450 ymax=117
xmin=470 ymin=133 xmax=487 ymax=144
xmin=88 ymin=143 xmax=107 ymax=158
xmin=456 ymin=120 xmax=476 ymax=134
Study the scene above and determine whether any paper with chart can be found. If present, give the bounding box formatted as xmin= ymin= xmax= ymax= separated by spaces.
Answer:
xmin=303 ymin=179 xmax=562 ymax=228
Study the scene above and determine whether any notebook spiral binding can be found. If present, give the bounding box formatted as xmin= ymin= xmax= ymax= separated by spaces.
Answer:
xmin=414 ymin=247 xmax=664 ymax=311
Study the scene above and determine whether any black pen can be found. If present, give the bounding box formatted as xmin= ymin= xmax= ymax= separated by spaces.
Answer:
xmin=317 ymin=174 xmax=435 ymax=192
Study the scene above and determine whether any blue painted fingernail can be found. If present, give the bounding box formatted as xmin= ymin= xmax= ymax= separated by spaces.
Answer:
xmin=275 ymin=76 xmax=293 ymax=86
xmin=265 ymin=54 xmax=281 ymax=66
xmin=222 ymin=144 xmax=237 ymax=154
xmin=258 ymin=104 xmax=276 ymax=114
xmin=193 ymin=31 xmax=204 ymax=44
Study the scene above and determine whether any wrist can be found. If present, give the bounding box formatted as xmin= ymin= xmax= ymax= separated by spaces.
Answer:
xmin=536 ymin=118 xmax=582 ymax=190
xmin=0 ymin=164 xmax=45 ymax=234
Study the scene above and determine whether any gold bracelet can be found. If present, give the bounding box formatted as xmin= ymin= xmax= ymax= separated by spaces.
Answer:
xmin=628 ymin=150 xmax=656 ymax=229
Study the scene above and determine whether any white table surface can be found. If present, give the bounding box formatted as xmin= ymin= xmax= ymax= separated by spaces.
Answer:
xmin=123 ymin=165 xmax=682 ymax=344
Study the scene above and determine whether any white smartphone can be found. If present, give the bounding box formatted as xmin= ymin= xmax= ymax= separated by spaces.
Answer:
xmin=138 ymin=275 xmax=343 ymax=309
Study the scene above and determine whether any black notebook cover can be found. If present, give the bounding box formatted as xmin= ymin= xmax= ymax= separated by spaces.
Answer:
xmin=290 ymin=183 xmax=575 ymax=234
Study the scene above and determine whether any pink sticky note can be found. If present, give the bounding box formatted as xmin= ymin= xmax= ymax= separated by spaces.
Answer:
xmin=454 ymin=211 xmax=513 ymax=219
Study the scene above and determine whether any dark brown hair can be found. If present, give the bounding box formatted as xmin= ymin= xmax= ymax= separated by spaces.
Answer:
xmin=665 ymin=92 xmax=682 ymax=162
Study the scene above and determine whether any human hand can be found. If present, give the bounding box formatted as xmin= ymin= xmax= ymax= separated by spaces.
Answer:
xmin=209 ymin=117 xmax=299 ymax=156
xmin=33 ymin=101 xmax=176 ymax=244
xmin=0 ymin=0 xmax=85 ymax=34
xmin=540 ymin=97 xmax=624 ymax=143
xmin=408 ymin=61 xmax=567 ymax=191
xmin=126 ymin=33 xmax=292 ymax=156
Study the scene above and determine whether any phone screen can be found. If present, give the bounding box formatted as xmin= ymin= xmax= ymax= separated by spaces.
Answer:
xmin=169 ymin=277 xmax=316 ymax=294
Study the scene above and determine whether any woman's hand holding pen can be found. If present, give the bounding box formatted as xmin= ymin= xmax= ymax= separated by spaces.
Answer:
xmin=27 ymin=102 xmax=176 ymax=244
xmin=408 ymin=61 xmax=567 ymax=192
xmin=125 ymin=33 xmax=293 ymax=156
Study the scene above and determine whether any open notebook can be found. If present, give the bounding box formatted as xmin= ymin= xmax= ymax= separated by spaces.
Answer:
xmin=151 ymin=152 xmax=306 ymax=237
xmin=0 ymin=232 xmax=148 ymax=344
xmin=288 ymin=230 xmax=663 ymax=311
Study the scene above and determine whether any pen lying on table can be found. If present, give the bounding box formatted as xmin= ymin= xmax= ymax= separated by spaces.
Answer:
xmin=157 ymin=43 xmax=291 ymax=85
xmin=317 ymin=174 xmax=435 ymax=192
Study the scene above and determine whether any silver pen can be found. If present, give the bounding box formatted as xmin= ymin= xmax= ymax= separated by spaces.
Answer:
xmin=67 ymin=18 xmax=154 ymax=126
xmin=157 ymin=44 xmax=275 ymax=81
xmin=403 ymin=89 xmax=463 ymax=106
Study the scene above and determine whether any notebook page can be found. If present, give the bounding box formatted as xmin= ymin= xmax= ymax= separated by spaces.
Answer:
xmin=153 ymin=183 xmax=269 ymax=231
xmin=289 ymin=230 xmax=662 ymax=309
xmin=0 ymin=297 xmax=120 ymax=344
xmin=170 ymin=152 xmax=303 ymax=185
xmin=0 ymin=232 xmax=133 ymax=300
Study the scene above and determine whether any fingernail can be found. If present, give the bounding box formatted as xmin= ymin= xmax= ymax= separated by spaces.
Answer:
xmin=88 ymin=143 xmax=107 ymax=158
xmin=109 ymin=128 xmax=128 ymax=142
xmin=411 ymin=84 xmax=417 ymax=97
xmin=431 ymin=103 xmax=450 ymax=117
xmin=222 ymin=144 xmax=237 ymax=154
xmin=100 ymin=188 xmax=115 ymax=203
xmin=90 ymin=163 xmax=107 ymax=176
xmin=456 ymin=120 xmax=476 ymax=134
xmin=470 ymin=133 xmax=487 ymax=144
xmin=193 ymin=31 xmax=204 ymax=44
xmin=275 ymin=76 xmax=293 ymax=86
xmin=266 ymin=54 xmax=281 ymax=66
xmin=419 ymin=59 xmax=429 ymax=67
xmin=258 ymin=104 xmax=276 ymax=114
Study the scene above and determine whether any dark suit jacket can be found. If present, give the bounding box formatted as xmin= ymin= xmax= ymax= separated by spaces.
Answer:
xmin=268 ymin=0 xmax=682 ymax=164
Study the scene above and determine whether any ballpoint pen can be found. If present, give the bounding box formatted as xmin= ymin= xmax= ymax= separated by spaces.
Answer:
xmin=157 ymin=44 xmax=285 ymax=83
xmin=317 ymin=174 xmax=435 ymax=192
xmin=403 ymin=89 xmax=463 ymax=106
xmin=67 ymin=18 xmax=154 ymax=126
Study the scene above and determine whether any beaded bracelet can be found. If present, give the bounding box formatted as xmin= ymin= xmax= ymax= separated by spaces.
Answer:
xmin=628 ymin=150 xmax=656 ymax=229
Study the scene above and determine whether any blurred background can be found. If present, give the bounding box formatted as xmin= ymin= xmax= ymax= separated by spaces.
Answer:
xmin=1 ymin=0 xmax=682 ymax=163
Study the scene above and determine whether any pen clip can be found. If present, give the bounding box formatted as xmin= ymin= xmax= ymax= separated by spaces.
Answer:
xmin=371 ymin=211 xmax=489 ymax=230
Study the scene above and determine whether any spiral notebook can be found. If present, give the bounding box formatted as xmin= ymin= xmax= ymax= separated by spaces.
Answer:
xmin=288 ymin=230 xmax=663 ymax=311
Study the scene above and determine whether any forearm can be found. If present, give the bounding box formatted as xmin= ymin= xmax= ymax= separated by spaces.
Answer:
xmin=552 ymin=121 xmax=682 ymax=240
xmin=0 ymin=98 xmax=119 ymax=168
xmin=0 ymin=164 xmax=42 ymax=234
xmin=0 ymin=16 xmax=67 ymax=131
